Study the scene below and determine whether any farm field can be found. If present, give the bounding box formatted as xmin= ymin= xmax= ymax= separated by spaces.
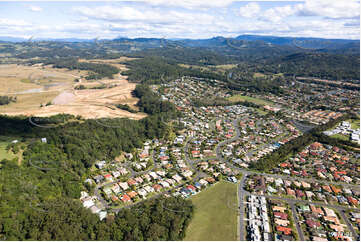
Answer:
xmin=227 ymin=94 xmax=273 ymax=106
xmin=0 ymin=62 xmax=146 ymax=120
xmin=184 ymin=181 xmax=238 ymax=241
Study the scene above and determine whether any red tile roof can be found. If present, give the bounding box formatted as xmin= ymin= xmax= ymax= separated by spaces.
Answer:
xmin=121 ymin=194 xmax=131 ymax=202
xmin=306 ymin=219 xmax=321 ymax=228
xmin=276 ymin=226 xmax=292 ymax=235
xmin=274 ymin=212 xmax=288 ymax=220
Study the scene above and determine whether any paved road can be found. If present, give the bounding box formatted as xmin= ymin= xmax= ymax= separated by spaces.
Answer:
xmin=240 ymin=169 xmax=359 ymax=189
xmin=291 ymin=202 xmax=305 ymax=241
xmin=91 ymin=102 xmax=360 ymax=242
xmin=243 ymin=191 xmax=359 ymax=212
xmin=94 ymin=184 xmax=110 ymax=209
xmin=238 ymin=174 xmax=247 ymax=241
xmin=337 ymin=208 xmax=359 ymax=240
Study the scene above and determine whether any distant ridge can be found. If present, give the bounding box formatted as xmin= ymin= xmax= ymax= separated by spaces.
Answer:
xmin=0 ymin=34 xmax=359 ymax=43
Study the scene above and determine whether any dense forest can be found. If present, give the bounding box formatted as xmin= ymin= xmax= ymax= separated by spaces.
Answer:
xmin=123 ymin=56 xmax=285 ymax=95
xmin=256 ymin=52 xmax=360 ymax=81
xmin=0 ymin=84 xmax=191 ymax=240
xmin=122 ymin=56 xmax=227 ymax=85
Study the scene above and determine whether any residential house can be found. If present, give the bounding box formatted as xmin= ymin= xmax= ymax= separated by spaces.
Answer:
xmin=276 ymin=226 xmax=292 ymax=235
xmin=137 ymin=188 xmax=147 ymax=198
xmin=95 ymin=160 xmax=106 ymax=169
xmin=153 ymin=184 xmax=162 ymax=192
xmin=144 ymin=185 xmax=154 ymax=193
xmin=118 ymin=182 xmax=129 ymax=191
xmin=121 ymin=194 xmax=131 ymax=202
xmin=127 ymin=191 xmax=138 ymax=199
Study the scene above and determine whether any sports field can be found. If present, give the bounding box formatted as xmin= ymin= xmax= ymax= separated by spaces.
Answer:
xmin=228 ymin=94 xmax=273 ymax=106
xmin=184 ymin=181 xmax=238 ymax=241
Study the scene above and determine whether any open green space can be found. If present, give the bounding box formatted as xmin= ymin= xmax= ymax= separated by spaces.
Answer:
xmin=253 ymin=72 xmax=266 ymax=78
xmin=0 ymin=141 xmax=17 ymax=160
xmin=256 ymin=108 xmax=268 ymax=115
xmin=184 ymin=181 xmax=238 ymax=241
xmin=331 ymin=133 xmax=349 ymax=141
xmin=348 ymin=118 xmax=360 ymax=130
xmin=228 ymin=94 xmax=273 ymax=106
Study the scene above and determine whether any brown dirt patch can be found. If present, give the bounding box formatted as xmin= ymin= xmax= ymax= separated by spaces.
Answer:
xmin=1 ymin=62 xmax=145 ymax=120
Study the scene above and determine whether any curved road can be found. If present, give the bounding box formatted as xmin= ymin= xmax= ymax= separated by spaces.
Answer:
xmin=92 ymin=106 xmax=359 ymax=241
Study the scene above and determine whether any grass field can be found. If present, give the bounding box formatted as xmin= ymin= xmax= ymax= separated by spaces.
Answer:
xmin=184 ymin=181 xmax=238 ymax=241
xmin=228 ymin=94 xmax=273 ymax=106
xmin=331 ymin=133 xmax=349 ymax=141
xmin=348 ymin=119 xmax=360 ymax=130
xmin=253 ymin=72 xmax=266 ymax=78
xmin=0 ymin=141 xmax=17 ymax=160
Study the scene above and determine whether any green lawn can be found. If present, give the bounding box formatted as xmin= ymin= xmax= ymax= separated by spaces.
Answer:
xmin=348 ymin=119 xmax=360 ymax=130
xmin=228 ymin=94 xmax=273 ymax=106
xmin=331 ymin=133 xmax=349 ymax=141
xmin=0 ymin=141 xmax=17 ymax=160
xmin=184 ymin=181 xmax=238 ymax=241
xmin=256 ymin=108 xmax=268 ymax=115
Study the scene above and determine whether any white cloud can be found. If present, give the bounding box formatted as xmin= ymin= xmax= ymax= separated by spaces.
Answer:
xmin=1 ymin=1 xmax=359 ymax=40
xmin=73 ymin=6 xmax=215 ymax=25
xmin=239 ymin=3 xmax=260 ymax=18
xmin=261 ymin=0 xmax=360 ymax=23
xmin=145 ymin=0 xmax=235 ymax=9
xmin=297 ymin=0 xmax=360 ymax=19
xmin=29 ymin=6 xmax=43 ymax=12
xmin=0 ymin=18 xmax=30 ymax=27
xmin=262 ymin=5 xmax=298 ymax=22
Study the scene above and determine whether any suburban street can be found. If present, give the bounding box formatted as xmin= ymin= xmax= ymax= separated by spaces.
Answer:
xmin=92 ymin=107 xmax=359 ymax=241
xmin=291 ymin=203 xmax=305 ymax=241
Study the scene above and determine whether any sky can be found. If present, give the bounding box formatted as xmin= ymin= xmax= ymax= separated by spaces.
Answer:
xmin=0 ymin=0 xmax=359 ymax=40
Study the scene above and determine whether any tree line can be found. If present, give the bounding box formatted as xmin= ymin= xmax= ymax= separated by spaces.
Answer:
xmin=0 ymin=84 xmax=192 ymax=240
xmin=251 ymin=114 xmax=359 ymax=171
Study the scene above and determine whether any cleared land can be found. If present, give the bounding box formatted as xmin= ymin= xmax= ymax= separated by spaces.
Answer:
xmin=78 ymin=57 xmax=134 ymax=71
xmin=228 ymin=94 xmax=273 ymax=106
xmin=253 ymin=72 xmax=266 ymax=78
xmin=0 ymin=60 xmax=146 ymax=120
xmin=184 ymin=181 xmax=238 ymax=241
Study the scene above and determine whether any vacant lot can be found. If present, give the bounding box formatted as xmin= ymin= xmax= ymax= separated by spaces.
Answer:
xmin=0 ymin=64 xmax=83 ymax=112
xmin=228 ymin=94 xmax=273 ymax=106
xmin=0 ymin=64 xmax=84 ymax=94
xmin=0 ymin=61 xmax=146 ymax=120
xmin=184 ymin=181 xmax=238 ymax=241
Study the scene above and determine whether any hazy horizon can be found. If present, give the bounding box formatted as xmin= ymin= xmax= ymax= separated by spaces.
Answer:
xmin=0 ymin=0 xmax=359 ymax=40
